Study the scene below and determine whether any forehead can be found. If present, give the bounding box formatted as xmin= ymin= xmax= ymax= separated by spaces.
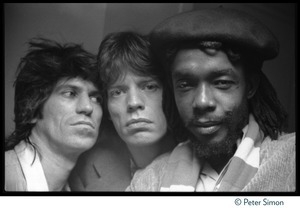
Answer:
xmin=54 ymin=77 xmax=98 ymax=91
xmin=171 ymin=48 xmax=243 ymax=77
xmin=109 ymin=70 xmax=158 ymax=86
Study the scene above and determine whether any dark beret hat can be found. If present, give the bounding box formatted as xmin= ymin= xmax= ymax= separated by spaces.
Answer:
xmin=150 ymin=7 xmax=279 ymax=62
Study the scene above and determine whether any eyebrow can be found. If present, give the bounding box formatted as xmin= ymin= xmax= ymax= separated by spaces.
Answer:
xmin=172 ymin=68 xmax=234 ymax=79
xmin=210 ymin=68 xmax=234 ymax=76
xmin=108 ymin=77 xmax=159 ymax=88
xmin=55 ymin=83 xmax=100 ymax=94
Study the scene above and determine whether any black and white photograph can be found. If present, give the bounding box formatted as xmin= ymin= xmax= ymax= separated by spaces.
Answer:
xmin=2 ymin=3 xmax=297 ymax=203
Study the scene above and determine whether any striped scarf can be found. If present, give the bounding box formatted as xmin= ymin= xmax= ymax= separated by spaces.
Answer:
xmin=160 ymin=114 xmax=263 ymax=191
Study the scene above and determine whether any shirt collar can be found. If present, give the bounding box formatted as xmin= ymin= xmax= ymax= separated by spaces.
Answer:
xmin=15 ymin=140 xmax=70 ymax=192
xmin=15 ymin=140 xmax=49 ymax=191
xmin=201 ymin=161 xmax=219 ymax=181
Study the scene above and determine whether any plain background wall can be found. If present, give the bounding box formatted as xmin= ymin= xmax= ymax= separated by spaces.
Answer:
xmin=4 ymin=3 xmax=295 ymax=137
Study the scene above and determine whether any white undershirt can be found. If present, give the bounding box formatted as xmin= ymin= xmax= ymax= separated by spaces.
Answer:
xmin=195 ymin=161 xmax=219 ymax=191
xmin=15 ymin=140 xmax=70 ymax=191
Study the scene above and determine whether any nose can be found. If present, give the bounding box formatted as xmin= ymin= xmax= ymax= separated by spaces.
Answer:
xmin=192 ymin=84 xmax=216 ymax=112
xmin=76 ymin=94 xmax=93 ymax=115
xmin=127 ymin=88 xmax=145 ymax=112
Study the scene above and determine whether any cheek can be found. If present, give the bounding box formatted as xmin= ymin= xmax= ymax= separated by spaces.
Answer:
xmin=107 ymin=100 xmax=118 ymax=115
xmin=153 ymin=101 xmax=168 ymax=136
xmin=147 ymin=91 xmax=163 ymax=109
xmin=174 ymin=93 xmax=192 ymax=117
xmin=155 ymin=94 xmax=164 ymax=110
xmin=43 ymin=101 xmax=65 ymax=122
xmin=232 ymin=94 xmax=249 ymax=114
xmin=159 ymin=115 xmax=168 ymax=134
xmin=38 ymin=102 xmax=67 ymax=135
xmin=108 ymin=102 xmax=123 ymax=126
xmin=217 ymin=90 xmax=247 ymax=112
xmin=148 ymin=93 xmax=167 ymax=126
xmin=155 ymin=98 xmax=166 ymax=121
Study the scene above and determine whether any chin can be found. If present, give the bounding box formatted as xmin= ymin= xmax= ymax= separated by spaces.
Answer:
xmin=127 ymin=134 xmax=162 ymax=147
xmin=73 ymin=136 xmax=97 ymax=149
xmin=190 ymin=131 xmax=239 ymax=159
xmin=73 ymin=143 xmax=96 ymax=155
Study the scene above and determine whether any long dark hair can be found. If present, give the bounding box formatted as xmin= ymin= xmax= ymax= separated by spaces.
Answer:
xmin=97 ymin=31 xmax=177 ymax=137
xmin=247 ymin=69 xmax=288 ymax=140
xmin=6 ymin=37 xmax=100 ymax=150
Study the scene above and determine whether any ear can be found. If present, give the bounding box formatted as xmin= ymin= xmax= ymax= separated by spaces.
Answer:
xmin=246 ymin=72 xmax=260 ymax=99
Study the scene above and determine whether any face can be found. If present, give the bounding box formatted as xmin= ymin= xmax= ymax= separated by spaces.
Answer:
xmin=107 ymin=70 xmax=167 ymax=147
xmin=32 ymin=77 xmax=102 ymax=154
xmin=171 ymin=48 xmax=249 ymax=158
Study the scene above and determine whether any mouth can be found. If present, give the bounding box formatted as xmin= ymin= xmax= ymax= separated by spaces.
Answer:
xmin=191 ymin=120 xmax=222 ymax=135
xmin=72 ymin=121 xmax=95 ymax=129
xmin=126 ymin=118 xmax=153 ymax=127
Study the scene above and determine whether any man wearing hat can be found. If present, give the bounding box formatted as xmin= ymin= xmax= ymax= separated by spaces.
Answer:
xmin=127 ymin=7 xmax=295 ymax=192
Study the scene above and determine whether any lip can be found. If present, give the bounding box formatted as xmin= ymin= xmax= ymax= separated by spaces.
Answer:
xmin=191 ymin=120 xmax=221 ymax=135
xmin=126 ymin=118 xmax=153 ymax=127
xmin=192 ymin=120 xmax=221 ymax=127
xmin=72 ymin=121 xmax=95 ymax=129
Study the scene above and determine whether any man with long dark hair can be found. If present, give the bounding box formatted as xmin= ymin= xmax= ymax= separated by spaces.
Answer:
xmin=69 ymin=32 xmax=176 ymax=191
xmin=5 ymin=38 xmax=103 ymax=191
xmin=128 ymin=8 xmax=295 ymax=191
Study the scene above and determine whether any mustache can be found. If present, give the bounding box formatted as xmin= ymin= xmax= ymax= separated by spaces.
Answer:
xmin=187 ymin=111 xmax=233 ymax=127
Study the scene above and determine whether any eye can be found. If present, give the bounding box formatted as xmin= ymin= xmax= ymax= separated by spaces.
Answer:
xmin=214 ymin=80 xmax=235 ymax=89
xmin=62 ymin=90 xmax=76 ymax=97
xmin=144 ymin=82 xmax=160 ymax=91
xmin=109 ymin=89 xmax=123 ymax=97
xmin=175 ymin=80 xmax=192 ymax=90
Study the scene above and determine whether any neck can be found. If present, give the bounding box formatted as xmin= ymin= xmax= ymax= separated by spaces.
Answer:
xmin=127 ymin=144 xmax=160 ymax=169
xmin=205 ymin=127 xmax=244 ymax=174
xmin=207 ymin=153 xmax=233 ymax=174
xmin=127 ymin=134 xmax=176 ymax=169
xmin=29 ymin=132 xmax=80 ymax=191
